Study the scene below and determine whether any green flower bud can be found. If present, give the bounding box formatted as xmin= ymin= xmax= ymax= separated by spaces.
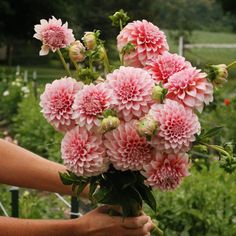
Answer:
xmin=97 ymin=45 xmax=106 ymax=60
xmin=100 ymin=116 xmax=120 ymax=133
xmin=208 ymin=64 xmax=228 ymax=87
xmin=109 ymin=9 xmax=130 ymax=28
xmin=69 ymin=40 xmax=86 ymax=62
xmin=94 ymin=76 xmax=105 ymax=85
xmin=83 ymin=32 xmax=97 ymax=50
xmin=136 ymin=116 xmax=158 ymax=137
xmin=151 ymin=85 xmax=167 ymax=103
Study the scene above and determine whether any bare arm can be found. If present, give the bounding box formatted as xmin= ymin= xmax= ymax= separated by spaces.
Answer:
xmin=0 ymin=138 xmax=76 ymax=196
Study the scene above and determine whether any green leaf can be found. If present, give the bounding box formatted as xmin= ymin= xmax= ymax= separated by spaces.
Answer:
xmin=93 ymin=187 xmax=115 ymax=204
xmin=59 ymin=172 xmax=74 ymax=185
xmin=197 ymin=126 xmax=223 ymax=141
xmin=136 ymin=183 xmax=157 ymax=213
xmin=76 ymin=180 xmax=89 ymax=197
xmin=120 ymin=186 xmax=143 ymax=217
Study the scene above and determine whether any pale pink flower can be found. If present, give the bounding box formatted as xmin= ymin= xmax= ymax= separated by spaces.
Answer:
xmin=72 ymin=83 xmax=114 ymax=130
xmin=117 ymin=20 xmax=169 ymax=67
xmin=61 ymin=126 xmax=108 ymax=177
xmin=106 ymin=66 xmax=155 ymax=121
xmin=104 ymin=120 xmax=154 ymax=171
xmin=165 ymin=68 xmax=214 ymax=112
xmin=40 ymin=77 xmax=83 ymax=132
xmin=145 ymin=52 xmax=191 ymax=84
xmin=149 ymin=100 xmax=200 ymax=153
xmin=143 ymin=152 xmax=189 ymax=191
xmin=34 ymin=16 xmax=75 ymax=55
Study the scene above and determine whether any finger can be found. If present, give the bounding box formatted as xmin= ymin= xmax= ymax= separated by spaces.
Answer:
xmin=143 ymin=221 xmax=155 ymax=233
xmin=121 ymin=215 xmax=149 ymax=229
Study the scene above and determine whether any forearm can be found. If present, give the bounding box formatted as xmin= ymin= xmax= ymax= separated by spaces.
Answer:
xmin=0 ymin=139 xmax=78 ymax=196
xmin=0 ymin=216 xmax=82 ymax=236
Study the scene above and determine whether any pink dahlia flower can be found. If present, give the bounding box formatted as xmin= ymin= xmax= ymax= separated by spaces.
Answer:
xmin=61 ymin=126 xmax=108 ymax=177
xmin=106 ymin=66 xmax=155 ymax=121
xmin=104 ymin=120 xmax=154 ymax=171
xmin=72 ymin=83 xmax=114 ymax=130
xmin=143 ymin=152 xmax=189 ymax=191
xmin=165 ymin=68 xmax=214 ymax=112
xmin=117 ymin=20 xmax=169 ymax=67
xmin=40 ymin=77 xmax=82 ymax=132
xmin=145 ymin=52 xmax=191 ymax=84
xmin=34 ymin=16 xmax=75 ymax=55
xmin=149 ymin=100 xmax=200 ymax=153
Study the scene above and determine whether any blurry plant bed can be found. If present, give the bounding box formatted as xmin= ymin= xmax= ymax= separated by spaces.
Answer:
xmin=0 ymin=185 xmax=70 ymax=219
xmin=145 ymin=163 xmax=236 ymax=236
xmin=0 ymin=71 xmax=31 ymax=127
xmin=12 ymin=93 xmax=63 ymax=162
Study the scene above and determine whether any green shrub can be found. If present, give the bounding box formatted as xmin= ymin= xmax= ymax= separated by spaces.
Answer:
xmin=12 ymin=93 xmax=63 ymax=162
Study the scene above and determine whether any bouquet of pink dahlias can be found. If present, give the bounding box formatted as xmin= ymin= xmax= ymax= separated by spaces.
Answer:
xmin=34 ymin=10 xmax=236 ymax=234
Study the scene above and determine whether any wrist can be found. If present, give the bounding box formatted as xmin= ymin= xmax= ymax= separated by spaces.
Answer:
xmin=70 ymin=218 xmax=87 ymax=236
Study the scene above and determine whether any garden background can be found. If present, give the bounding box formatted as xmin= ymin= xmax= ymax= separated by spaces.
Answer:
xmin=0 ymin=0 xmax=236 ymax=235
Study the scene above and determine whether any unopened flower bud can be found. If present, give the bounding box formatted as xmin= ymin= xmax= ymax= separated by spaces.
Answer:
xmin=94 ymin=76 xmax=105 ymax=85
xmin=100 ymin=116 xmax=120 ymax=133
xmin=151 ymin=85 xmax=167 ymax=103
xmin=136 ymin=116 xmax=158 ymax=137
xmin=208 ymin=64 xmax=228 ymax=87
xmin=69 ymin=40 xmax=86 ymax=62
xmin=83 ymin=32 xmax=97 ymax=50
xmin=97 ymin=45 xmax=106 ymax=60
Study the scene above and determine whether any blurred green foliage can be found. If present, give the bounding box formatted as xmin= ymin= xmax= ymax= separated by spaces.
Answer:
xmin=12 ymin=93 xmax=63 ymax=162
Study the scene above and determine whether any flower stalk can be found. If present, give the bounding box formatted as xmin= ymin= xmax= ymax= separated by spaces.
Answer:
xmin=57 ymin=49 xmax=71 ymax=77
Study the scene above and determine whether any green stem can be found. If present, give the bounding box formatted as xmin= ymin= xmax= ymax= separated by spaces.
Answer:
xmin=199 ymin=142 xmax=230 ymax=157
xmin=119 ymin=19 xmax=123 ymax=31
xmin=57 ymin=49 xmax=71 ymax=77
xmin=88 ymin=57 xmax=93 ymax=71
xmin=119 ymin=53 xmax=124 ymax=66
xmin=227 ymin=60 xmax=236 ymax=69
xmin=72 ymin=61 xmax=80 ymax=72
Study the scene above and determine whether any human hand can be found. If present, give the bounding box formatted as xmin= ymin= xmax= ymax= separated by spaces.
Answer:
xmin=72 ymin=205 xmax=154 ymax=236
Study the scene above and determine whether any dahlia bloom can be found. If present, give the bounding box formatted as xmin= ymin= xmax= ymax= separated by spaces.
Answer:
xmin=72 ymin=83 xmax=114 ymax=130
xmin=165 ymin=68 xmax=214 ymax=112
xmin=149 ymin=100 xmax=200 ymax=153
xmin=104 ymin=121 xmax=154 ymax=171
xmin=146 ymin=52 xmax=191 ymax=84
xmin=34 ymin=16 xmax=75 ymax=55
xmin=106 ymin=66 xmax=155 ymax=121
xmin=40 ymin=77 xmax=82 ymax=132
xmin=143 ymin=152 xmax=189 ymax=191
xmin=117 ymin=20 xmax=169 ymax=67
xmin=61 ymin=126 xmax=108 ymax=177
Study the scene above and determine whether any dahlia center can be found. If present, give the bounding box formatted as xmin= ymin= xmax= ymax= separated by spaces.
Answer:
xmin=167 ymin=117 xmax=186 ymax=137
xmin=43 ymin=26 xmax=66 ymax=47
xmin=71 ymin=139 xmax=88 ymax=159
xmin=52 ymin=93 xmax=72 ymax=112
xmin=124 ymin=141 xmax=150 ymax=162
xmin=118 ymin=83 xmax=137 ymax=102
xmin=82 ymin=94 xmax=106 ymax=116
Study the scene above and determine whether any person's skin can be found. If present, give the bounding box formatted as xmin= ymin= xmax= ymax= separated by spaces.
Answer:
xmin=0 ymin=139 xmax=154 ymax=236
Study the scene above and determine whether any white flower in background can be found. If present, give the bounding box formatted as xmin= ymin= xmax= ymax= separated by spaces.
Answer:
xmin=3 ymin=90 xmax=9 ymax=96
xmin=21 ymin=86 xmax=30 ymax=94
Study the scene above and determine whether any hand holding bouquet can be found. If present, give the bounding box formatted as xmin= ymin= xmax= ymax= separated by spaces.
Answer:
xmin=34 ymin=10 xmax=236 ymax=235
